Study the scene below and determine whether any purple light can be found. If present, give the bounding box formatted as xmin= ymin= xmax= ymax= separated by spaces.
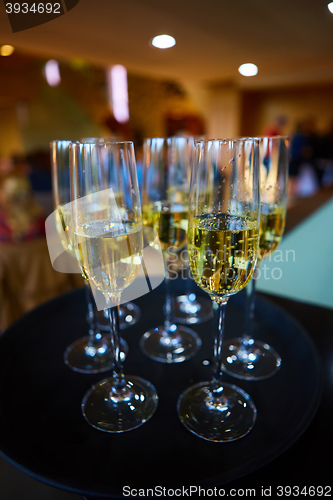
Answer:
xmin=45 ymin=60 xmax=61 ymax=87
xmin=107 ymin=65 xmax=129 ymax=123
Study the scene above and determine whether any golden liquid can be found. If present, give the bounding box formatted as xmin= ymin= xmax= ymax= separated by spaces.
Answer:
xmin=75 ymin=220 xmax=142 ymax=297
xmin=188 ymin=213 xmax=258 ymax=301
xmin=143 ymin=202 xmax=188 ymax=254
xmin=55 ymin=205 xmax=75 ymax=257
xmin=259 ymin=205 xmax=286 ymax=261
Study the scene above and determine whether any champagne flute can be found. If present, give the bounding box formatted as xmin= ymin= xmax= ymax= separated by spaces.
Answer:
xmin=51 ymin=140 xmax=128 ymax=373
xmin=177 ymin=138 xmax=259 ymax=442
xmin=222 ymin=136 xmax=289 ymax=380
xmin=172 ymin=138 xmax=213 ymax=325
xmin=140 ymin=137 xmax=202 ymax=363
xmin=80 ymin=138 xmax=142 ymax=331
xmin=71 ymin=140 xmax=158 ymax=432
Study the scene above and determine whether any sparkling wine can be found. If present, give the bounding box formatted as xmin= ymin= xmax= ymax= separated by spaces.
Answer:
xmin=143 ymin=202 xmax=188 ymax=254
xmin=188 ymin=213 xmax=258 ymax=301
xmin=55 ymin=205 xmax=75 ymax=257
xmin=259 ymin=204 xmax=286 ymax=261
xmin=75 ymin=220 xmax=142 ymax=297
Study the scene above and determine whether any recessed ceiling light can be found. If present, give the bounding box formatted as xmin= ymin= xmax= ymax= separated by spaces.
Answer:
xmin=0 ymin=45 xmax=14 ymax=56
xmin=328 ymin=2 xmax=333 ymax=13
xmin=238 ymin=63 xmax=258 ymax=77
xmin=151 ymin=34 xmax=176 ymax=49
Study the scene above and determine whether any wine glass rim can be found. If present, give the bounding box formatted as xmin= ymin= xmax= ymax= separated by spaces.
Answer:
xmin=144 ymin=136 xmax=192 ymax=141
xmin=245 ymin=135 xmax=290 ymax=140
xmin=99 ymin=140 xmax=133 ymax=145
xmin=73 ymin=140 xmax=134 ymax=146
xmin=50 ymin=140 xmax=134 ymax=146
xmin=50 ymin=140 xmax=72 ymax=146
xmin=194 ymin=137 xmax=260 ymax=144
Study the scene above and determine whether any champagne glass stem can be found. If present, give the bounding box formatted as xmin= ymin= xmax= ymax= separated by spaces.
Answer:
xmin=85 ymin=281 xmax=95 ymax=335
xmin=212 ymin=299 xmax=228 ymax=388
xmin=248 ymin=275 xmax=256 ymax=326
xmin=243 ymin=266 xmax=259 ymax=343
xmin=107 ymin=304 xmax=125 ymax=390
xmin=84 ymin=281 xmax=104 ymax=347
xmin=163 ymin=259 xmax=173 ymax=332
xmin=244 ymin=277 xmax=255 ymax=342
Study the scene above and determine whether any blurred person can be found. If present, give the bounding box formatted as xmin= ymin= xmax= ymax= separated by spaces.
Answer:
xmin=318 ymin=119 xmax=333 ymax=188
xmin=320 ymin=119 xmax=333 ymax=159
xmin=288 ymin=122 xmax=304 ymax=202
xmin=26 ymin=150 xmax=54 ymax=216
xmin=290 ymin=121 xmax=306 ymax=178
xmin=289 ymin=118 xmax=320 ymax=198
xmin=326 ymin=119 xmax=333 ymax=160
xmin=26 ymin=150 xmax=52 ymax=192
xmin=263 ymin=115 xmax=288 ymax=137
xmin=0 ymin=172 xmax=45 ymax=243
xmin=300 ymin=117 xmax=319 ymax=172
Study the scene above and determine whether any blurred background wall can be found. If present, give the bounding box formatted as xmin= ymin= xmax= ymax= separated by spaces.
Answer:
xmin=2 ymin=52 xmax=333 ymax=160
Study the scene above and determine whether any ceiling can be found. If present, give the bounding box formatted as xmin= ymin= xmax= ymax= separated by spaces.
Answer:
xmin=1 ymin=0 xmax=333 ymax=89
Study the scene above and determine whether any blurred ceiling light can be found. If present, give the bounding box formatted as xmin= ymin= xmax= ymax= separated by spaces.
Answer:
xmin=151 ymin=34 xmax=176 ymax=49
xmin=107 ymin=65 xmax=129 ymax=123
xmin=0 ymin=45 xmax=14 ymax=56
xmin=45 ymin=60 xmax=61 ymax=86
xmin=238 ymin=63 xmax=258 ymax=77
xmin=328 ymin=2 xmax=333 ymax=13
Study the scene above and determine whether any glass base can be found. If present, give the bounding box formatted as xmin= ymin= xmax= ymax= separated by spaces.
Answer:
xmin=97 ymin=302 xmax=141 ymax=331
xmin=222 ymin=337 xmax=282 ymax=381
xmin=64 ymin=335 xmax=128 ymax=374
xmin=173 ymin=294 xmax=213 ymax=325
xmin=177 ymin=381 xmax=257 ymax=442
xmin=81 ymin=375 xmax=159 ymax=433
xmin=139 ymin=325 xmax=202 ymax=363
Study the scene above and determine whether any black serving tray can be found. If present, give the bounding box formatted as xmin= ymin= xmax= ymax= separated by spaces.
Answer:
xmin=0 ymin=280 xmax=323 ymax=498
